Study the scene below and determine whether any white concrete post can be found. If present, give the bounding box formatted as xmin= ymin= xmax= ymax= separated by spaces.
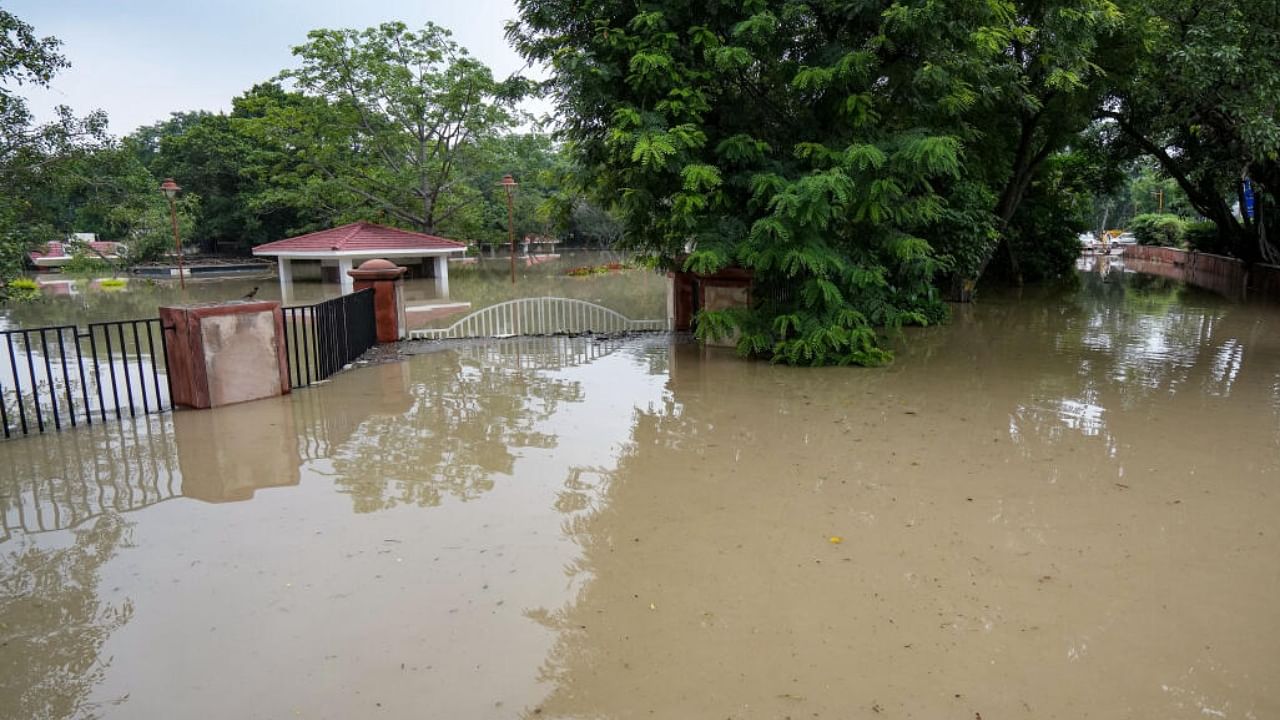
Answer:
xmin=338 ymin=257 xmax=354 ymax=294
xmin=434 ymin=255 xmax=450 ymax=298
xmin=277 ymin=257 xmax=293 ymax=302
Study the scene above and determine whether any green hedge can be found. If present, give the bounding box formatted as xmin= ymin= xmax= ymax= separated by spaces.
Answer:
xmin=1129 ymin=213 xmax=1187 ymax=247
xmin=1183 ymin=221 xmax=1234 ymax=255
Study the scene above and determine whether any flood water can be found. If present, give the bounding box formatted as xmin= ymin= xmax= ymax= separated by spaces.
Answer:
xmin=1 ymin=268 xmax=1278 ymax=719
xmin=1 ymin=251 xmax=665 ymax=331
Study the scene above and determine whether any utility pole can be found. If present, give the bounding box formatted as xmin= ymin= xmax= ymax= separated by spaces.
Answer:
xmin=159 ymin=178 xmax=186 ymax=289
xmin=499 ymin=174 xmax=518 ymax=284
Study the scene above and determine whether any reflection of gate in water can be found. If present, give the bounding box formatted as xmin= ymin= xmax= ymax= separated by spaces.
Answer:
xmin=455 ymin=335 xmax=629 ymax=371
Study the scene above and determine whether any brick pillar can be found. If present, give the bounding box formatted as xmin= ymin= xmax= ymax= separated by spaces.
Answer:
xmin=160 ymin=300 xmax=290 ymax=409
xmin=667 ymin=271 xmax=697 ymax=331
xmin=348 ymin=258 xmax=407 ymax=342
xmin=698 ymin=268 xmax=753 ymax=348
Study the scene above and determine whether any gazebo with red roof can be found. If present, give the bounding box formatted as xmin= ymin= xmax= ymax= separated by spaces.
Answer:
xmin=252 ymin=222 xmax=468 ymax=297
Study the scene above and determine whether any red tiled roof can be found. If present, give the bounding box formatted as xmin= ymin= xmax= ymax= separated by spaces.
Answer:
xmin=252 ymin=222 xmax=467 ymax=254
xmin=29 ymin=241 xmax=122 ymax=261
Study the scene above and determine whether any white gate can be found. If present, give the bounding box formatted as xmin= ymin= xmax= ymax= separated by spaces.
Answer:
xmin=408 ymin=297 xmax=667 ymax=340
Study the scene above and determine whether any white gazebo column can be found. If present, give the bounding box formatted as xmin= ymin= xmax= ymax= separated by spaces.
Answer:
xmin=434 ymin=255 xmax=450 ymax=298
xmin=338 ymin=257 xmax=355 ymax=294
xmin=277 ymin=257 xmax=293 ymax=302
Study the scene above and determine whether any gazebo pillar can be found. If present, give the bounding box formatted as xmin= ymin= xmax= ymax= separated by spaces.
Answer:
xmin=338 ymin=257 xmax=355 ymax=294
xmin=277 ymin=258 xmax=293 ymax=302
xmin=434 ymin=255 xmax=450 ymax=298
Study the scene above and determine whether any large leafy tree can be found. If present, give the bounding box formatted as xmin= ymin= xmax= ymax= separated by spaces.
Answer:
xmin=264 ymin=21 xmax=524 ymax=235
xmin=132 ymin=109 xmax=287 ymax=253
xmin=0 ymin=9 xmax=109 ymax=277
xmin=512 ymin=1 xmax=1040 ymax=364
xmin=454 ymin=131 xmax=565 ymax=248
xmin=1102 ymin=0 xmax=1280 ymax=263
xmin=960 ymin=0 xmax=1124 ymax=287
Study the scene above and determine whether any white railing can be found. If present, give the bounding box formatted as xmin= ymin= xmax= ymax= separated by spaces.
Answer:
xmin=408 ymin=297 xmax=667 ymax=340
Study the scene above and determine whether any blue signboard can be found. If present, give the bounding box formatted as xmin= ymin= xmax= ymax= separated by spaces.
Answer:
xmin=1243 ymin=179 xmax=1256 ymax=220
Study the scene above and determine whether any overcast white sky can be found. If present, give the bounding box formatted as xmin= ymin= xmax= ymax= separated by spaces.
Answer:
xmin=8 ymin=0 xmax=547 ymax=135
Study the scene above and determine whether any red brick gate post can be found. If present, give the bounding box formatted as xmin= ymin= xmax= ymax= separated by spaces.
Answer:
xmin=348 ymin=258 xmax=407 ymax=342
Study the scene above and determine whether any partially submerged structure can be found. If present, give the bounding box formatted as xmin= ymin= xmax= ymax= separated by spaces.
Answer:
xmin=28 ymin=235 xmax=124 ymax=271
xmin=252 ymin=222 xmax=468 ymax=297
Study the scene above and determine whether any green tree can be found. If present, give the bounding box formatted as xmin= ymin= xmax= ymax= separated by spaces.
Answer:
xmin=449 ymin=131 xmax=563 ymax=249
xmin=992 ymin=149 xmax=1098 ymax=283
xmin=227 ymin=82 xmax=341 ymax=242
xmin=0 ymin=9 xmax=108 ymax=278
xmin=264 ymin=22 xmax=524 ymax=235
xmin=132 ymin=111 xmax=267 ymax=253
xmin=954 ymin=0 xmax=1124 ymax=289
xmin=568 ymin=199 xmax=624 ymax=248
xmin=1102 ymin=0 xmax=1280 ymax=262
xmin=512 ymin=1 xmax=1045 ymax=364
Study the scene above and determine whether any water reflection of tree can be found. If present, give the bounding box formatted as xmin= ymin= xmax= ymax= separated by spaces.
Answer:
xmin=526 ymin=369 xmax=800 ymax=718
xmin=525 ymin=284 xmax=1280 ymax=716
xmin=329 ymin=349 xmax=586 ymax=513
xmin=0 ymin=515 xmax=134 ymax=719
xmin=935 ymin=271 xmax=1280 ymax=457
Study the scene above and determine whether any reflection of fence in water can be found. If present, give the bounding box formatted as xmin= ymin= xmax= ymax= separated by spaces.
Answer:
xmin=0 ymin=319 xmax=171 ymax=439
xmin=0 ymin=415 xmax=180 ymax=542
xmin=454 ymin=336 xmax=629 ymax=372
xmin=289 ymin=379 xmax=376 ymax=463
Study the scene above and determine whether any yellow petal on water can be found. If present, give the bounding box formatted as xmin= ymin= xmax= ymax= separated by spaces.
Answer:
xmin=828 ymin=536 xmax=843 ymax=544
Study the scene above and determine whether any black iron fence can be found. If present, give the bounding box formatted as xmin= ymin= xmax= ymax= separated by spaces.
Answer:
xmin=281 ymin=288 xmax=377 ymax=388
xmin=0 ymin=289 xmax=377 ymax=439
xmin=0 ymin=318 xmax=171 ymax=439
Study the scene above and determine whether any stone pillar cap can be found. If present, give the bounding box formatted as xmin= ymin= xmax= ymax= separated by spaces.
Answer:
xmin=348 ymin=258 xmax=407 ymax=280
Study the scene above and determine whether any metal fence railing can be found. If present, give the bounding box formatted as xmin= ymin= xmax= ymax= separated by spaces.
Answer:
xmin=281 ymin=288 xmax=377 ymax=388
xmin=0 ymin=319 xmax=171 ymax=439
xmin=0 ymin=290 xmax=377 ymax=438
xmin=408 ymin=297 xmax=667 ymax=340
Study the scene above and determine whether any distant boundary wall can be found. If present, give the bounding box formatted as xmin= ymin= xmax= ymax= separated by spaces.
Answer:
xmin=1121 ymin=246 xmax=1280 ymax=302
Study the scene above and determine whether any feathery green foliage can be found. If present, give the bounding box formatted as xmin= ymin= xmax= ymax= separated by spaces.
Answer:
xmin=510 ymin=1 xmax=1037 ymax=364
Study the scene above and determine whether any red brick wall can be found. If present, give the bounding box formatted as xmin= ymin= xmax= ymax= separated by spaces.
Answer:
xmin=1120 ymin=246 xmax=1280 ymax=302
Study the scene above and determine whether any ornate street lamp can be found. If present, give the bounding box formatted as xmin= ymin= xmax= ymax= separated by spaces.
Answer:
xmin=159 ymin=177 xmax=186 ymax=289
xmin=499 ymin=174 xmax=518 ymax=284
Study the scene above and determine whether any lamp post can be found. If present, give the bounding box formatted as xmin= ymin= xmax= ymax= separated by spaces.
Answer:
xmin=499 ymin=174 xmax=518 ymax=284
xmin=159 ymin=177 xmax=186 ymax=289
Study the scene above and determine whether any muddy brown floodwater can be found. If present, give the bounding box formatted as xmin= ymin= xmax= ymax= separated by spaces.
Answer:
xmin=1 ymin=268 xmax=1278 ymax=719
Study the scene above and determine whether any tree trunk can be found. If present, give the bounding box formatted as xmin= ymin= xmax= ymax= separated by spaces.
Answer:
xmin=1101 ymin=111 xmax=1253 ymax=259
xmin=949 ymin=131 xmax=1046 ymax=300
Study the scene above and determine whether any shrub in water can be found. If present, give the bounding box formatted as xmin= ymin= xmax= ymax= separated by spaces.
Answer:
xmin=5 ymin=277 xmax=41 ymax=302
